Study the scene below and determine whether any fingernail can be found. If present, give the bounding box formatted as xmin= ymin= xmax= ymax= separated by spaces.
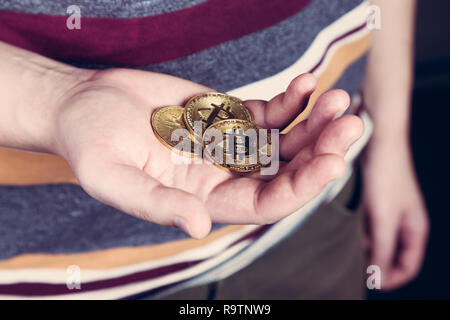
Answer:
xmin=333 ymin=111 xmax=343 ymax=120
xmin=346 ymin=135 xmax=361 ymax=150
xmin=173 ymin=216 xmax=191 ymax=236
xmin=346 ymin=140 xmax=355 ymax=151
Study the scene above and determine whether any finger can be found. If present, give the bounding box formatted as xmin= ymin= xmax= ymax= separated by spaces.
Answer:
xmin=306 ymin=89 xmax=350 ymax=133
xmin=385 ymin=210 xmax=429 ymax=290
xmin=281 ymin=115 xmax=363 ymax=172
xmin=279 ymin=145 xmax=315 ymax=174
xmin=369 ymin=211 xmax=400 ymax=290
xmin=314 ymin=115 xmax=364 ymax=156
xmin=245 ymin=73 xmax=316 ymax=129
xmin=279 ymin=89 xmax=350 ymax=160
xmin=80 ymin=161 xmax=212 ymax=239
xmin=207 ymin=154 xmax=345 ymax=224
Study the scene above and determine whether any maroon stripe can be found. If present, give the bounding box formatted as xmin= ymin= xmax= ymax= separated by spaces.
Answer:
xmin=228 ymin=224 xmax=272 ymax=247
xmin=308 ymin=23 xmax=367 ymax=74
xmin=0 ymin=260 xmax=203 ymax=297
xmin=0 ymin=225 xmax=272 ymax=297
xmin=0 ymin=0 xmax=311 ymax=66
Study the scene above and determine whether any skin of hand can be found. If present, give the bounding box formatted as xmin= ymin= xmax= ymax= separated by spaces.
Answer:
xmin=49 ymin=69 xmax=363 ymax=239
xmin=362 ymin=136 xmax=429 ymax=290
xmin=362 ymin=0 xmax=429 ymax=290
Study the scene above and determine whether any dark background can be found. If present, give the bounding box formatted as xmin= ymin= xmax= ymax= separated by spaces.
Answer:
xmin=369 ymin=0 xmax=450 ymax=299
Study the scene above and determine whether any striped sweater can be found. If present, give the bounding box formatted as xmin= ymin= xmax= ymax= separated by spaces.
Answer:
xmin=0 ymin=0 xmax=371 ymax=298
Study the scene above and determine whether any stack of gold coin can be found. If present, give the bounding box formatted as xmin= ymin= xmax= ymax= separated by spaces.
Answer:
xmin=151 ymin=92 xmax=272 ymax=173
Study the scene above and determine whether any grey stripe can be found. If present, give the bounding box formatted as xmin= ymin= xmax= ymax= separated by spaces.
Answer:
xmin=0 ymin=183 xmax=225 ymax=260
xmin=0 ymin=0 xmax=366 ymax=259
xmin=0 ymin=0 xmax=208 ymax=18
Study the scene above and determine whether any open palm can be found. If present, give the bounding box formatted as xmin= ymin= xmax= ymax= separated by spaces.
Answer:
xmin=54 ymin=68 xmax=363 ymax=238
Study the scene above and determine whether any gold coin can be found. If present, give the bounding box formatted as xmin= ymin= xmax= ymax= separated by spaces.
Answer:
xmin=202 ymin=119 xmax=272 ymax=173
xmin=151 ymin=106 xmax=197 ymax=157
xmin=183 ymin=92 xmax=253 ymax=140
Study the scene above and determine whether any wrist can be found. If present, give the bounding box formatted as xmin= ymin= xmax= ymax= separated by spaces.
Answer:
xmin=363 ymin=130 xmax=413 ymax=171
xmin=42 ymin=69 xmax=97 ymax=156
xmin=0 ymin=41 xmax=95 ymax=154
xmin=24 ymin=64 xmax=95 ymax=154
xmin=362 ymin=99 xmax=411 ymax=156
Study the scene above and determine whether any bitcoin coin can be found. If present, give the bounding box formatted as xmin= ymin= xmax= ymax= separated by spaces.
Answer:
xmin=183 ymin=93 xmax=253 ymax=140
xmin=202 ymin=119 xmax=272 ymax=173
xmin=151 ymin=106 xmax=196 ymax=156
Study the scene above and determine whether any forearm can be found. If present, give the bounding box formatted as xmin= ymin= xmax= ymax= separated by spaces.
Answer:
xmin=363 ymin=0 xmax=416 ymax=147
xmin=0 ymin=41 xmax=92 ymax=153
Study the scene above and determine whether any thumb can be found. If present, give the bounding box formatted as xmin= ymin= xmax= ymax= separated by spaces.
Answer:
xmin=78 ymin=161 xmax=212 ymax=239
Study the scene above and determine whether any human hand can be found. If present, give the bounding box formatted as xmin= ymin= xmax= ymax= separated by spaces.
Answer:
xmin=52 ymin=69 xmax=363 ymax=239
xmin=363 ymin=138 xmax=429 ymax=290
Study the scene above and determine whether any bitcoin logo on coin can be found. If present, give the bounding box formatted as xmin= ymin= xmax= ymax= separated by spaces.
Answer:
xmin=202 ymin=119 xmax=272 ymax=173
xmin=183 ymin=93 xmax=253 ymax=139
